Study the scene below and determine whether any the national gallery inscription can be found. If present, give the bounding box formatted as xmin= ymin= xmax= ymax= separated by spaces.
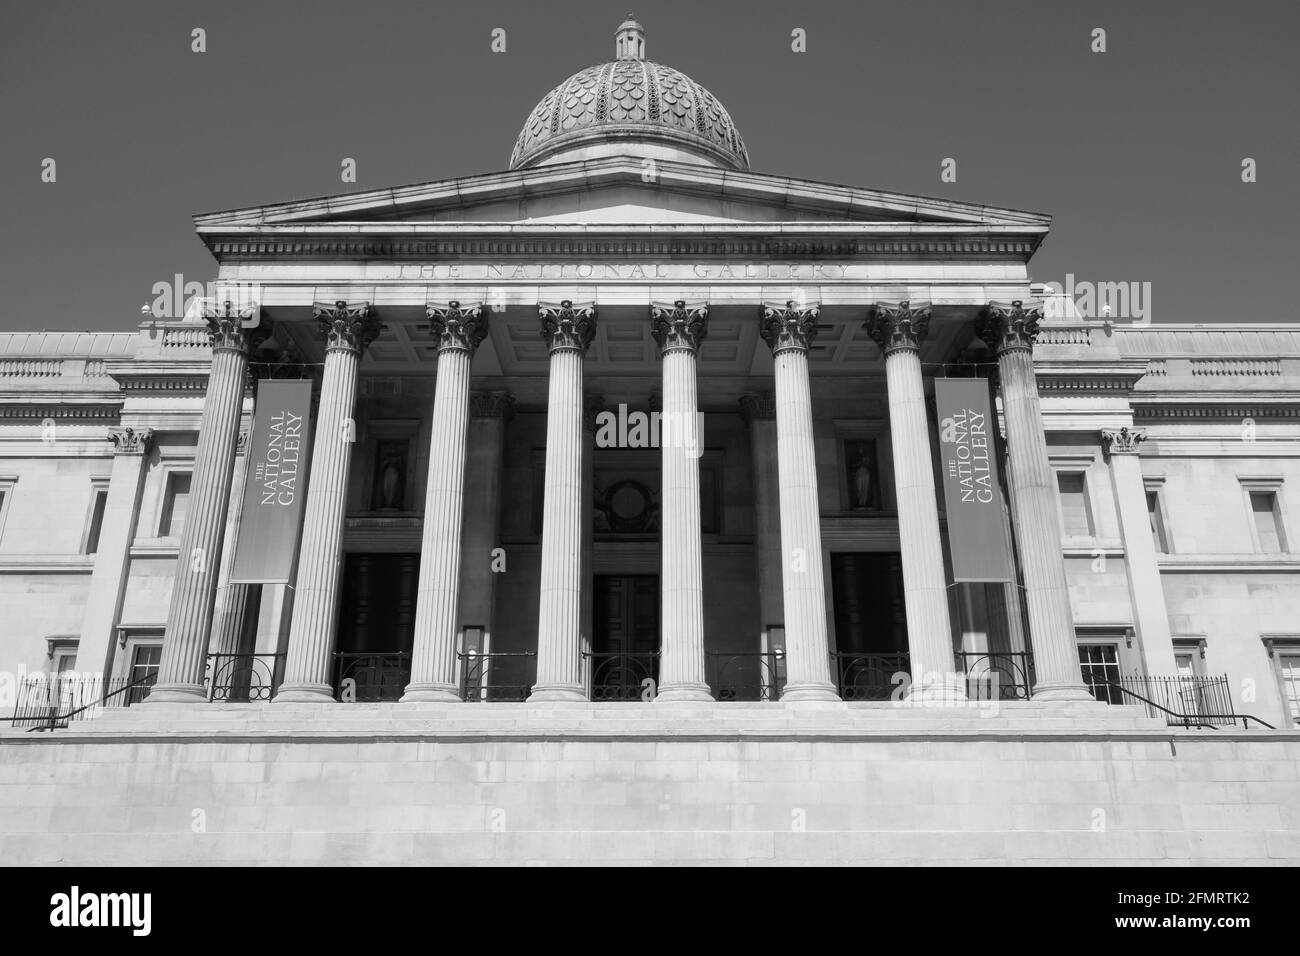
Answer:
xmin=396 ymin=262 xmax=851 ymax=281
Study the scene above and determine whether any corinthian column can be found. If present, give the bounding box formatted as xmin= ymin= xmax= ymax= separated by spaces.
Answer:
xmin=759 ymin=301 xmax=839 ymax=701
xmin=150 ymin=302 xmax=269 ymax=702
xmin=275 ymin=301 xmax=382 ymax=702
xmin=977 ymin=301 xmax=1092 ymax=701
xmin=866 ymin=302 xmax=963 ymax=702
xmin=530 ymin=300 xmax=597 ymax=702
xmin=402 ymin=302 xmax=489 ymax=702
xmin=652 ymin=300 xmax=712 ymax=701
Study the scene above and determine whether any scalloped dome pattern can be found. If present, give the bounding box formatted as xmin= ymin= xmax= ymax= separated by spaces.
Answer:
xmin=509 ymin=59 xmax=750 ymax=171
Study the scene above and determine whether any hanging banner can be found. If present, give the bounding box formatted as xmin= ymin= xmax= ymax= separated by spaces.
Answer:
xmin=935 ymin=378 xmax=1013 ymax=582
xmin=230 ymin=379 xmax=313 ymax=583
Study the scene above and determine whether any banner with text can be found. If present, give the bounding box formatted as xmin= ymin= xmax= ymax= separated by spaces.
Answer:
xmin=230 ymin=379 xmax=313 ymax=583
xmin=935 ymin=378 xmax=1013 ymax=582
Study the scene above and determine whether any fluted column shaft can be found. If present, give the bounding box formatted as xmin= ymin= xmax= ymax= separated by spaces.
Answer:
xmin=531 ymin=301 xmax=596 ymax=701
xmin=276 ymin=302 xmax=380 ymax=702
xmin=151 ymin=308 xmax=266 ymax=702
xmin=869 ymin=303 xmax=963 ymax=701
xmin=401 ymin=302 xmax=489 ymax=702
xmin=210 ymin=429 xmax=254 ymax=656
xmin=653 ymin=301 xmax=710 ymax=701
xmin=979 ymin=302 xmax=1092 ymax=701
xmin=760 ymin=302 xmax=839 ymax=701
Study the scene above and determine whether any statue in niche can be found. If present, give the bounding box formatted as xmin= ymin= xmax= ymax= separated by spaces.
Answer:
xmin=372 ymin=440 xmax=407 ymax=511
xmin=846 ymin=440 xmax=880 ymax=510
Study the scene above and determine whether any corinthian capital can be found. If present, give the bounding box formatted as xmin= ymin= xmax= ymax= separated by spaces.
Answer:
xmin=470 ymin=389 xmax=515 ymax=420
xmin=313 ymin=300 xmax=382 ymax=353
xmin=107 ymin=426 xmax=154 ymax=456
xmin=758 ymin=300 xmax=820 ymax=354
xmin=1101 ymin=427 xmax=1146 ymax=457
xmin=650 ymin=300 xmax=709 ymax=354
xmin=865 ymin=300 xmax=932 ymax=355
xmin=976 ymin=300 xmax=1044 ymax=355
xmin=539 ymin=300 xmax=597 ymax=354
xmin=203 ymin=299 xmax=271 ymax=354
xmin=428 ymin=301 xmax=488 ymax=354
xmin=739 ymin=393 xmax=776 ymax=423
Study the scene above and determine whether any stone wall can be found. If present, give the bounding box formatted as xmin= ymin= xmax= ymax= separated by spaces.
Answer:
xmin=2 ymin=704 xmax=1296 ymax=866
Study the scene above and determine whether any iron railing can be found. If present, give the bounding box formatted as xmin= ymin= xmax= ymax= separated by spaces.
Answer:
xmin=955 ymin=651 xmax=1036 ymax=701
xmin=584 ymin=651 xmax=659 ymax=701
xmin=707 ymin=650 xmax=783 ymax=701
xmin=832 ymin=652 xmax=911 ymax=701
xmin=4 ymin=672 xmax=158 ymax=731
xmin=333 ymin=651 xmax=410 ymax=702
xmin=1091 ymin=674 xmax=1272 ymax=729
xmin=458 ymin=651 xmax=536 ymax=702
xmin=205 ymin=652 xmax=284 ymax=702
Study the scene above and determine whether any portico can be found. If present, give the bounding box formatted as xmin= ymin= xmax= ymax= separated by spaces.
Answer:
xmin=138 ymin=16 xmax=1099 ymax=712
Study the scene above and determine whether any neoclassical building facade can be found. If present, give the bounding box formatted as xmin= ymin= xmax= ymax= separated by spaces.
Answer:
xmin=3 ymin=19 xmax=1299 ymax=729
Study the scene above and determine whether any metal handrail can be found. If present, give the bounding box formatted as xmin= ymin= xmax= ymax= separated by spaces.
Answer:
xmin=458 ymin=650 xmax=536 ymax=702
xmin=3 ymin=672 xmax=159 ymax=732
xmin=205 ymin=652 xmax=285 ymax=702
xmin=1096 ymin=678 xmax=1275 ymax=730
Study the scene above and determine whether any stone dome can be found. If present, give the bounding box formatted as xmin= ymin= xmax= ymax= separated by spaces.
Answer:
xmin=509 ymin=19 xmax=750 ymax=171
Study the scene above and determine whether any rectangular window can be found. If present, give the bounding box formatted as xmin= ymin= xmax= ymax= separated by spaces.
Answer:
xmin=84 ymin=488 xmax=109 ymax=554
xmin=1249 ymin=491 xmax=1284 ymax=553
xmin=1146 ymin=489 xmax=1170 ymax=553
xmin=1078 ymin=643 xmax=1122 ymax=704
xmin=1056 ymin=472 xmax=1093 ymax=537
xmin=1277 ymin=651 xmax=1300 ymax=728
xmin=158 ymin=472 xmax=192 ymax=538
xmin=128 ymin=644 xmax=162 ymax=705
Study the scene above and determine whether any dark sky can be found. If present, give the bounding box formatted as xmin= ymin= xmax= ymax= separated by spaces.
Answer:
xmin=2 ymin=0 xmax=1296 ymax=332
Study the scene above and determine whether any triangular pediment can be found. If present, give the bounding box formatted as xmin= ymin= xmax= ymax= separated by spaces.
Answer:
xmin=193 ymin=156 xmax=1050 ymax=232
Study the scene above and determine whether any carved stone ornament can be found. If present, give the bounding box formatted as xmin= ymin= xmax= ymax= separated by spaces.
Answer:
xmin=470 ymin=390 xmax=515 ymax=420
xmin=650 ymin=300 xmax=709 ymax=354
xmin=758 ymin=300 xmax=820 ymax=354
xmin=738 ymin=393 xmax=776 ymax=423
xmin=1101 ymin=427 xmax=1147 ymax=457
xmin=313 ymin=300 xmax=383 ymax=353
xmin=865 ymin=301 xmax=932 ymax=355
xmin=107 ymin=426 xmax=155 ymax=456
xmin=539 ymin=300 xmax=598 ymax=353
xmin=203 ymin=299 xmax=271 ymax=354
xmin=428 ymin=301 xmax=489 ymax=354
xmin=976 ymin=300 xmax=1044 ymax=355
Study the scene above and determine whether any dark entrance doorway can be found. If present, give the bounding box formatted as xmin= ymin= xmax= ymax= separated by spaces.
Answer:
xmin=590 ymin=574 xmax=659 ymax=700
xmin=335 ymin=552 xmax=419 ymax=700
xmin=830 ymin=552 xmax=909 ymax=699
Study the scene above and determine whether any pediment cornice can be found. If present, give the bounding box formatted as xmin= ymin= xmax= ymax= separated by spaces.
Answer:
xmin=194 ymin=156 xmax=1051 ymax=235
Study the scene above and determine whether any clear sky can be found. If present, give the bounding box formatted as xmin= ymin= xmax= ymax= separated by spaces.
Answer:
xmin=1 ymin=0 xmax=1296 ymax=332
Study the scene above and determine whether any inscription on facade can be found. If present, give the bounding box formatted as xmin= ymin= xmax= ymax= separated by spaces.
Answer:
xmin=397 ymin=263 xmax=850 ymax=281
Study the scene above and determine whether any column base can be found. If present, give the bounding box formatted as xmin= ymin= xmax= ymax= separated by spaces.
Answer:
xmin=1031 ymin=681 xmax=1097 ymax=702
xmin=655 ymin=683 xmax=714 ymax=702
xmin=527 ymin=683 xmax=588 ymax=702
xmin=400 ymin=683 xmax=461 ymax=703
xmin=906 ymin=674 xmax=968 ymax=705
xmin=142 ymin=683 xmax=207 ymax=704
xmin=779 ymin=681 xmax=841 ymax=702
xmin=273 ymin=683 xmax=336 ymax=703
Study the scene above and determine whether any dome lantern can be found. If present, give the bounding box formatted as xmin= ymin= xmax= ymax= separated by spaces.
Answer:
xmin=615 ymin=15 xmax=646 ymax=60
